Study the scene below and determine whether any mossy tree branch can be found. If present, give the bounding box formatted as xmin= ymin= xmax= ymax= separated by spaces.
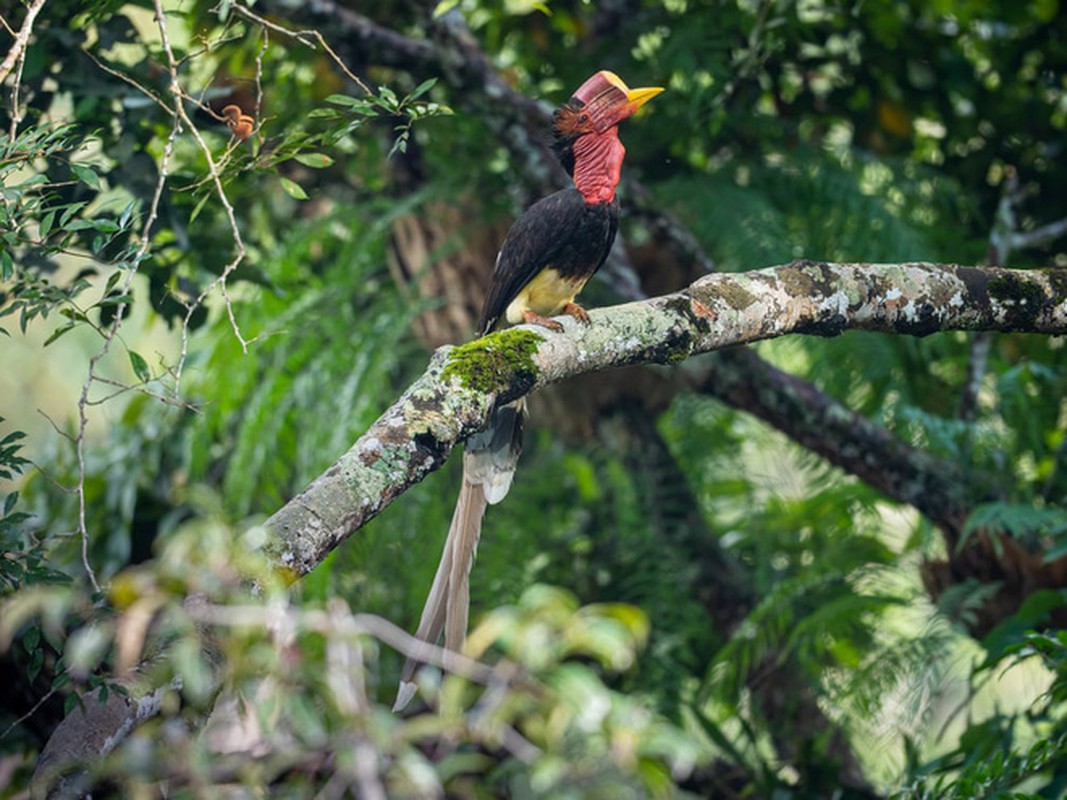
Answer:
xmin=262 ymin=259 xmax=1067 ymax=577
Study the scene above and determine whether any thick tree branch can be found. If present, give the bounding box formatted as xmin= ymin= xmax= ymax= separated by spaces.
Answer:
xmin=263 ymin=260 xmax=1067 ymax=576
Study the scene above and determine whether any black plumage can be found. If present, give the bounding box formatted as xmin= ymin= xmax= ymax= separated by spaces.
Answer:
xmin=478 ymin=188 xmax=619 ymax=335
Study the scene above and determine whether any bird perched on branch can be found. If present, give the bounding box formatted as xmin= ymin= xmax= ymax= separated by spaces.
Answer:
xmin=395 ymin=71 xmax=662 ymax=710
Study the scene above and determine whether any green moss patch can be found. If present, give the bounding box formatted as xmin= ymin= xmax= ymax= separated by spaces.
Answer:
xmin=442 ymin=328 xmax=545 ymax=394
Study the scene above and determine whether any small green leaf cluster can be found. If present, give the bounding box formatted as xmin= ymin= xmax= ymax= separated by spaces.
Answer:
xmin=314 ymin=78 xmax=452 ymax=157
xmin=0 ymin=419 xmax=68 ymax=596
xmin=0 ymin=124 xmax=141 ymax=338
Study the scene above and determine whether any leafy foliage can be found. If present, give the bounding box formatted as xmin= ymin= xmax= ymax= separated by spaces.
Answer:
xmin=895 ymin=626 xmax=1067 ymax=798
xmin=0 ymin=419 xmax=66 ymax=596
xmin=2 ymin=517 xmax=703 ymax=797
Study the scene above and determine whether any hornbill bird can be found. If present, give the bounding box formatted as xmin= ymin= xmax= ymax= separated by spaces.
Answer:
xmin=395 ymin=71 xmax=662 ymax=709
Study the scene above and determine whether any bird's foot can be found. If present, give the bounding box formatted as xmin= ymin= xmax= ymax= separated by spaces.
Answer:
xmin=562 ymin=302 xmax=591 ymax=324
xmin=521 ymin=310 xmax=564 ymax=332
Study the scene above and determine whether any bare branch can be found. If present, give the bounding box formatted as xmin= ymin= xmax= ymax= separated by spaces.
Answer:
xmin=183 ymin=603 xmax=507 ymax=689
xmin=0 ymin=686 xmax=56 ymax=742
xmin=2 ymin=0 xmax=45 ymax=137
xmin=0 ymin=0 xmax=46 ymax=85
xmin=1012 ymin=216 xmax=1067 ymax=251
xmin=82 ymin=49 xmax=174 ymax=115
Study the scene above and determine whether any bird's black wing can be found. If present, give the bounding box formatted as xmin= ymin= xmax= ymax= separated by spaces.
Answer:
xmin=478 ymin=188 xmax=616 ymax=335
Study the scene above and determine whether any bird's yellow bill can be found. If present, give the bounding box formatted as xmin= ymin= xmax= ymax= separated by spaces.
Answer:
xmin=625 ymin=85 xmax=665 ymax=114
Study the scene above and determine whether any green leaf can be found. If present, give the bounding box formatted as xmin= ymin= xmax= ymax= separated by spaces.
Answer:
xmin=324 ymin=93 xmax=364 ymax=108
xmin=64 ymin=218 xmax=118 ymax=233
xmin=292 ymin=152 xmax=334 ymax=169
xmin=63 ymin=692 xmax=81 ymax=715
xmin=43 ymin=323 xmax=76 ymax=347
xmin=961 ymin=503 xmax=1067 ymax=552
xmin=29 ymin=647 xmax=44 ymax=682
xmin=104 ymin=270 xmax=122 ymax=294
xmin=21 ymin=623 xmax=38 ymax=651
xmin=128 ymin=350 xmax=150 ymax=383
xmin=70 ymin=163 xmax=101 ymax=190
xmin=980 ymin=589 xmax=1067 ymax=667
xmin=433 ymin=0 xmax=460 ymax=17
xmin=52 ymin=670 xmax=70 ymax=692
xmin=172 ymin=637 xmax=213 ymax=705
xmin=279 ymin=177 xmax=308 ymax=200
xmin=408 ymin=77 xmax=438 ymax=101
xmin=389 ymin=130 xmax=409 ymax=157
xmin=39 ymin=209 xmax=56 ymax=238
xmin=118 ymin=200 xmax=135 ymax=230
xmin=377 ymin=86 xmax=398 ymax=109
xmin=189 ymin=192 xmax=212 ymax=224
xmin=59 ymin=201 xmax=87 ymax=227
xmin=0 ymin=430 xmax=26 ymax=446
xmin=306 ymin=107 xmax=342 ymax=120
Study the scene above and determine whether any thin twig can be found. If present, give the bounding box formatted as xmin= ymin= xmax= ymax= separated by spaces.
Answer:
xmin=229 ymin=3 xmax=372 ymax=94
xmin=186 ymin=602 xmax=509 ymax=687
xmin=82 ymin=49 xmax=174 ymax=115
xmin=84 ymin=374 xmax=201 ymax=411
xmin=149 ymin=0 xmax=255 ymax=389
xmin=0 ymin=686 xmax=57 ymax=741
xmin=3 ymin=3 xmax=39 ymax=138
xmin=1011 ymin=216 xmax=1067 ymax=251
xmin=254 ymin=25 xmax=268 ymax=124
xmin=0 ymin=0 xmax=46 ymax=85
xmin=72 ymin=59 xmax=183 ymax=593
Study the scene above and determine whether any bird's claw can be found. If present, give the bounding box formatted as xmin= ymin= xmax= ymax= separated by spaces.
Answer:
xmin=522 ymin=310 xmax=564 ymax=332
xmin=562 ymin=302 xmax=591 ymax=324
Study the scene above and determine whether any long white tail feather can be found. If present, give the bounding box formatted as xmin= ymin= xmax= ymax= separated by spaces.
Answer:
xmin=445 ymin=479 xmax=485 ymax=652
xmin=394 ymin=398 xmax=526 ymax=711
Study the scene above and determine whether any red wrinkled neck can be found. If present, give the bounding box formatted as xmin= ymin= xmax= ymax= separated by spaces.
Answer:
xmin=572 ymin=129 xmax=625 ymax=204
